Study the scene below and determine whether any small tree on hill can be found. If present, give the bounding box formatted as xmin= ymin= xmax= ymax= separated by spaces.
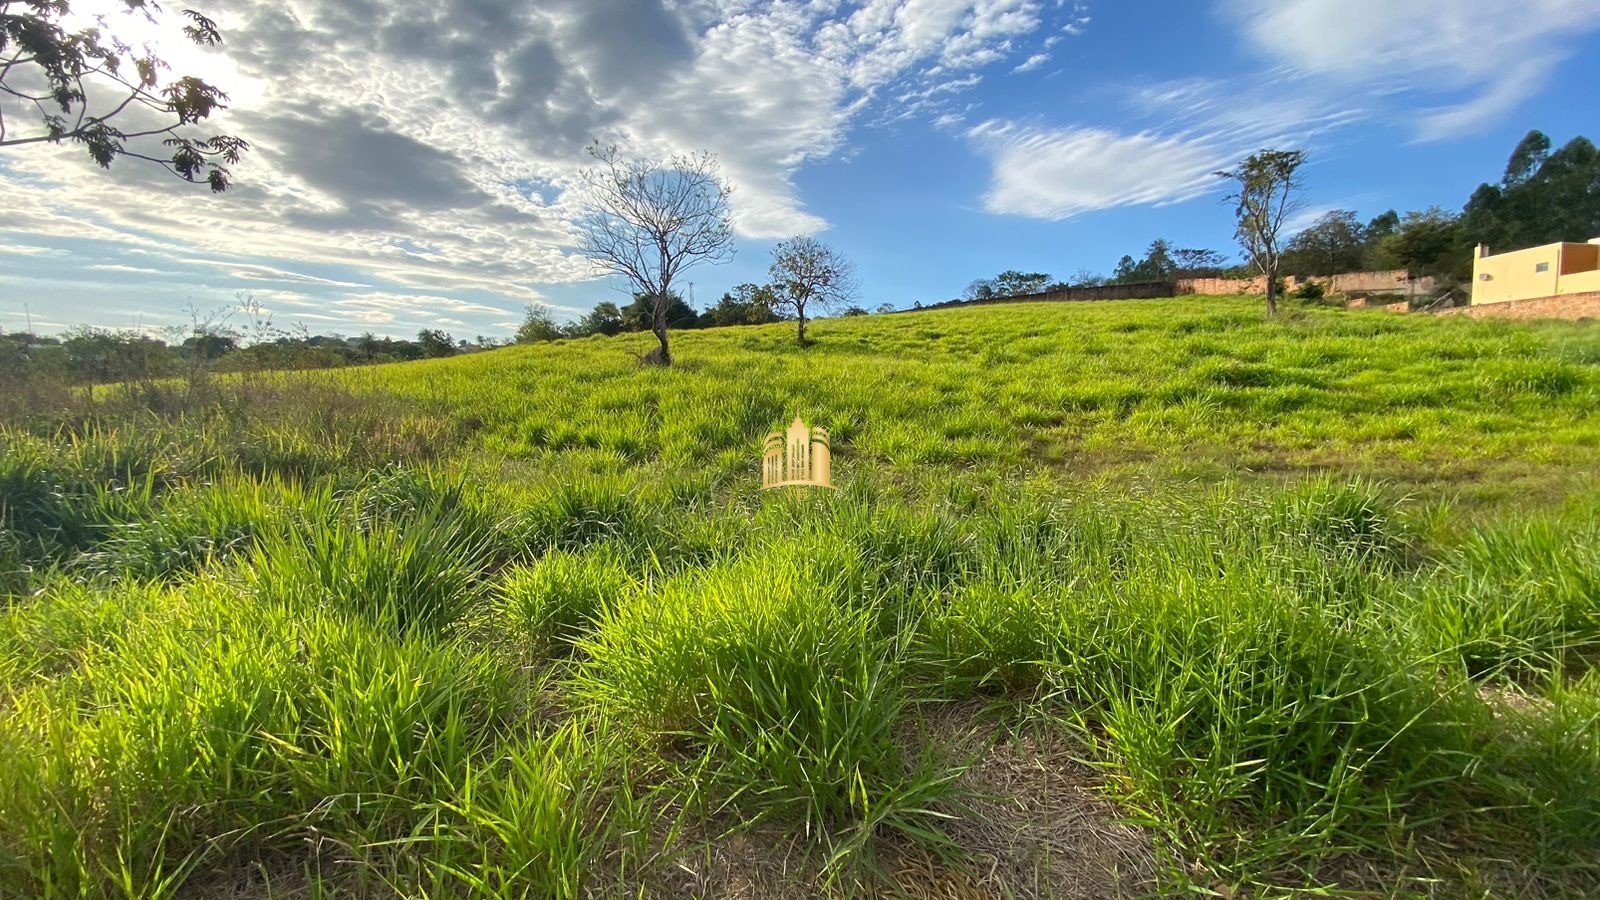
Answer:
xmin=516 ymin=304 xmax=561 ymax=343
xmin=1216 ymin=149 xmax=1307 ymax=316
xmin=416 ymin=329 xmax=456 ymax=357
xmin=1 ymin=0 xmax=248 ymax=190
xmin=576 ymin=143 xmax=734 ymax=366
xmin=768 ymin=236 xmax=857 ymax=346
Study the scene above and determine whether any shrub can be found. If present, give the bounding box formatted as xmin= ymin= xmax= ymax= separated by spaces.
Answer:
xmin=1293 ymin=280 xmax=1326 ymax=300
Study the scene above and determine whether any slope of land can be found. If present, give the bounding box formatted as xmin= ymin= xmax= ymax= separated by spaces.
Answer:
xmin=3 ymin=297 xmax=1600 ymax=897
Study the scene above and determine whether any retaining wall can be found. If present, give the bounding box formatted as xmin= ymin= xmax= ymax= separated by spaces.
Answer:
xmin=1438 ymin=292 xmax=1600 ymax=321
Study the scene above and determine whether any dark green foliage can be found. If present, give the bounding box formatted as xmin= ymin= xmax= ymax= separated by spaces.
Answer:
xmin=417 ymin=328 xmax=458 ymax=357
xmin=1463 ymin=130 xmax=1600 ymax=254
xmin=622 ymin=290 xmax=702 ymax=331
xmin=1292 ymin=279 xmax=1325 ymax=300
xmin=1283 ymin=210 xmax=1366 ymax=277
xmin=704 ymin=283 xmax=783 ymax=326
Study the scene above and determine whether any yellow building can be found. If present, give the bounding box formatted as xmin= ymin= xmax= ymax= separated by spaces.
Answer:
xmin=1472 ymin=238 xmax=1600 ymax=305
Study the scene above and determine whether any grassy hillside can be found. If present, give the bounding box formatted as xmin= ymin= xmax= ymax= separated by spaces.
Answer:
xmin=3 ymin=297 xmax=1600 ymax=897
xmin=360 ymin=297 xmax=1600 ymax=501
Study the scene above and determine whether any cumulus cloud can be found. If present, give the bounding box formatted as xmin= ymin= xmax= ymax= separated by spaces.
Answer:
xmin=0 ymin=0 xmax=1076 ymax=329
xmin=1223 ymin=0 xmax=1600 ymax=140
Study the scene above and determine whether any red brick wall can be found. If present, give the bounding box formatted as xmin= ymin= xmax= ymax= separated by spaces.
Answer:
xmin=1438 ymin=292 xmax=1600 ymax=321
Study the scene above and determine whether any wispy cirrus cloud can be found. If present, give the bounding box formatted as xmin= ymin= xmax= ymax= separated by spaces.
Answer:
xmin=968 ymin=122 xmax=1229 ymax=219
xmin=1222 ymin=0 xmax=1600 ymax=140
xmin=969 ymin=71 xmax=1362 ymax=221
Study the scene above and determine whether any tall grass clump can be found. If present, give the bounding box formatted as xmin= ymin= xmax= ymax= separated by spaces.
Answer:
xmin=511 ymin=475 xmax=662 ymax=557
xmin=0 ymin=430 xmax=159 ymax=566
xmin=916 ymin=574 xmax=1066 ymax=697
xmin=1479 ymin=672 xmax=1600 ymax=854
xmin=426 ymin=724 xmax=616 ymax=899
xmin=77 ymin=477 xmax=292 ymax=581
xmin=249 ymin=490 xmax=494 ymax=637
xmin=1043 ymin=493 xmax=1481 ymax=883
xmin=1407 ymin=516 xmax=1600 ymax=679
xmin=492 ymin=543 xmax=639 ymax=657
xmin=0 ymin=579 xmax=520 ymax=896
xmin=576 ymin=535 xmax=957 ymax=871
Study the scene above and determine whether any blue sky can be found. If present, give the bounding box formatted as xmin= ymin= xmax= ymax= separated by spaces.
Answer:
xmin=3 ymin=0 xmax=1598 ymax=339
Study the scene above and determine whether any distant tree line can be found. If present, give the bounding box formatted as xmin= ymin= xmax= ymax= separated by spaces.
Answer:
xmin=1269 ymin=134 xmax=1596 ymax=284
xmin=0 ymin=322 xmax=507 ymax=395
xmin=958 ymin=243 xmax=1237 ymax=303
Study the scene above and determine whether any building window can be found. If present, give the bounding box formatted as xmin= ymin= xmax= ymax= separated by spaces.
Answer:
xmin=1535 ymin=262 xmax=1550 ymax=273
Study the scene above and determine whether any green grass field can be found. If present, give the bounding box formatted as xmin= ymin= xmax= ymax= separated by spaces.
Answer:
xmin=4 ymin=297 xmax=1600 ymax=897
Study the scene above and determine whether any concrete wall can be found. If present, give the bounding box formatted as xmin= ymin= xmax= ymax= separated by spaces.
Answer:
xmin=1471 ymin=242 xmax=1600 ymax=304
xmin=1175 ymin=276 xmax=1274 ymax=295
xmin=1329 ymin=270 xmax=1431 ymax=294
xmin=1175 ymin=269 xmax=1432 ymax=297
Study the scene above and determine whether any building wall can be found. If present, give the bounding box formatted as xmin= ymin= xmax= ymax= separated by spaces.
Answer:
xmin=1560 ymin=243 xmax=1598 ymax=275
xmin=1473 ymin=243 xmax=1571 ymax=304
xmin=1559 ymin=269 xmax=1600 ymax=295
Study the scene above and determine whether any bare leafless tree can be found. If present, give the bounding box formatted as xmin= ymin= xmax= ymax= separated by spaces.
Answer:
xmin=1216 ymin=148 xmax=1307 ymax=316
xmin=768 ymin=235 xmax=857 ymax=346
xmin=576 ymin=143 xmax=734 ymax=365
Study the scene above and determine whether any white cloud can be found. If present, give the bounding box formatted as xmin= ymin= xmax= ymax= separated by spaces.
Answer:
xmin=177 ymin=259 xmax=372 ymax=289
xmin=1 ymin=0 xmax=1072 ymax=293
xmin=1412 ymin=59 xmax=1559 ymax=143
xmin=968 ymin=66 xmax=1369 ymax=221
xmin=1013 ymin=52 xmax=1049 ymax=73
xmin=1224 ymin=0 xmax=1600 ymax=139
xmin=87 ymin=264 xmax=165 ymax=275
xmin=968 ymin=121 xmax=1230 ymax=219
xmin=0 ymin=243 xmax=67 ymax=257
